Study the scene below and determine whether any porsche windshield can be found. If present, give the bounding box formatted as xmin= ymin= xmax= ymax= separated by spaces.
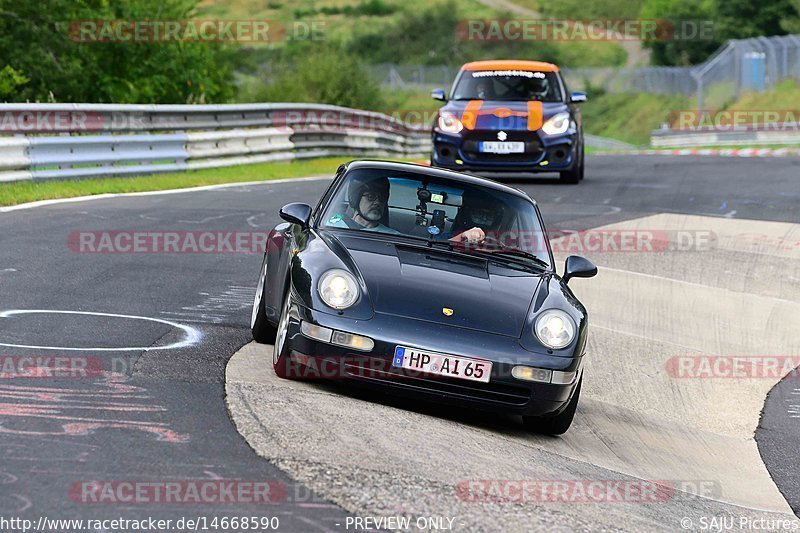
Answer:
xmin=320 ymin=168 xmax=551 ymax=266
xmin=451 ymin=70 xmax=563 ymax=102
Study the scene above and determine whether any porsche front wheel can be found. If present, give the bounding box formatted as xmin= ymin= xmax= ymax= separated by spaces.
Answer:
xmin=523 ymin=376 xmax=582 ymax=435
xmin=251 ymin=255 xmax=278 ymax=344
xmin=272 ymin=290 xmax=297 ymax=379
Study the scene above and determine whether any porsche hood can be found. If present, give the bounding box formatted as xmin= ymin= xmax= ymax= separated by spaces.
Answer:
xmin=336 ymin=235 xmax=542 ymax=338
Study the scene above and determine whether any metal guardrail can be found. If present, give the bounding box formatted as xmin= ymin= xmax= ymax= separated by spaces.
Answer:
xmin=651 ymin=128 xmax=800 ymax=148
xmin=0 ymin=103 xmax=431 ymax=182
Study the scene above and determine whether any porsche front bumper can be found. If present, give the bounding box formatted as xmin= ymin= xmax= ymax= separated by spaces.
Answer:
xmin=279 ymin=298 xmax=583 ymax=417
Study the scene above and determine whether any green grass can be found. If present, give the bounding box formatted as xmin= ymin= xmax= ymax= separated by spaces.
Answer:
xmin=581 ymin=92 xmax=692 ymax=146
xmin=579 ymin=80 xmax=800 ymax=147
xmin=0 ymin=157 xmax=385 ymax=207
xmin=512 ymin=0 xmax=644 ymax=18
xmin=195 ymin=0 xmax=500 ymax=44
xmin=728 ymin=79 xmax=800 ymax=111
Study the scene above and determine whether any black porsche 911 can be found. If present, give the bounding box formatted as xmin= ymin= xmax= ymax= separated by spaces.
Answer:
xmin=250 ymin=160 xmax=597 ymax=434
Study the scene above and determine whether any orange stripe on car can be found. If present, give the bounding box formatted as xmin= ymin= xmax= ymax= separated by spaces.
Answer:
xmin=527 ymin=101 xmax=543 ymax=131
xmin=461 ymin=60 xmax=559 ymax=72
xmin=461 ymin=100 xmax=482 ymax=130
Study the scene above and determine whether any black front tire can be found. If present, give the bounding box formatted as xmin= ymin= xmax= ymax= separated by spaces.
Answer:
xmin=559 ymin=143 xmax=584 ymax=184
xmin=272 ymin=290 xmax=298 ymax=380
xmin=523 ymin=377 xmax=582 ymax=436
xmin=251 ymin=255 xmax=278 ymax=344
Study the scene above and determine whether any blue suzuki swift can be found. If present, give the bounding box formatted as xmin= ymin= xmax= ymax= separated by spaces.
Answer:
xmin=430 ymin=60 xmax=587 ymax=183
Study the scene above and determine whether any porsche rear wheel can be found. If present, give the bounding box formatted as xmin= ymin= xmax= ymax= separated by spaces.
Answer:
xmin=251 ymin=255 xmax=278 ymax=344
xmin=272 ymin=290 xmax=297 ymax=380
xmin=523 ymin=376 xmax=582 ymax=435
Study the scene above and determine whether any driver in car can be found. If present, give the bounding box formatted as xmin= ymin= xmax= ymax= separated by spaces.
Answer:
xmin=475 ymin=80 xmax=490 ymax=100
xmin=328 ymin=175 xmax=401 ymax=234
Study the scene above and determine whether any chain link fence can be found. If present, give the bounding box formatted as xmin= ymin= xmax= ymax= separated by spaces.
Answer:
xmin=372 ymin=35 xmax=800 ymax=110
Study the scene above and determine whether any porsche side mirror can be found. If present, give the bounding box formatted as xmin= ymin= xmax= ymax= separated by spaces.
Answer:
xmin=563 ymin=255 xmax=597 ymax=284
xmin=431 ymin=88 xmax=447 ymax=102
xmin=279 ymin=203 xmax=313 ymax=228
xmin=570 ymin=91 xmax=588 ymax=103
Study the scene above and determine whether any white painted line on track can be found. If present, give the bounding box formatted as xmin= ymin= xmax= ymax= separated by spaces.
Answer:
xmin=0 ymin=176 xmax=330 ymax=213
xmin=0 ymin=309 xmax=201 ymax=351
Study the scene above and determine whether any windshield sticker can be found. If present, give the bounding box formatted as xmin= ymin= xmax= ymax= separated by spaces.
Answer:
xmin=430 ymin=193 xmax=444 ymax=203
xmin=472 ymin=70 xmax=546 ymax=79
xmin=427 ymin=226 xmax=441 ymax=235
xmin=328 ymin=214 xmax=343 ymax=224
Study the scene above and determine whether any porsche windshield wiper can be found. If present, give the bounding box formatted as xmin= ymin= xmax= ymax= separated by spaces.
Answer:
xmin=460 ymin=245 xmax=550 ymax=270
xmin=479 ymin=248 xmax=549 ymax=268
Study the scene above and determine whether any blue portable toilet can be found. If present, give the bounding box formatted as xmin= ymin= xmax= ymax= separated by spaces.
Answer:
xmin=741 ymin=52 xmax=766 ymax=91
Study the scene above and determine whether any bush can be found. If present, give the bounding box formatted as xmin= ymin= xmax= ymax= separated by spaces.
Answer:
xmin=247 ymin=43 xmax=386 ymax=110
xmin=320 ymin=0 xmax=396 ymax=16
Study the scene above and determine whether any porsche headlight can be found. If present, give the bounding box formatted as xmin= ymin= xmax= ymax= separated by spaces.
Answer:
xmin=437 ymin=112 xmax=464 ymax=134
xmin=541 ymin=112 xmax=571 ymax=136
xmin=534 ymin=310 xmax=576 ymax=349
xmin=318 ymin=269 xmax=359 ymax=310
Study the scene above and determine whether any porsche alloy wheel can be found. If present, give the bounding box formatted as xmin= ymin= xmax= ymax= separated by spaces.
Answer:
xmin=272 ymin=290 xmax=295 ymax=379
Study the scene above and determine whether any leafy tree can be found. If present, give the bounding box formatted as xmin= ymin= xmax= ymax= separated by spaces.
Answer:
xmin=783 ymin=0 xmax=800 ymax=32
xmin=0 ymin=66 xmax=29 ymax=99
xmin=715 ymin=0 xmax=799 ymax=39
xmin=0 ymin=0 xmax=235 ymax=103
xmin=640 ymin=0 xmax=722 ymax=65
xmin=642 ymin=0 xmax=800 ymax=65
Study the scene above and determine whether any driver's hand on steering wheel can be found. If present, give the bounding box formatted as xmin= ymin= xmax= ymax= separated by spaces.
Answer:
xmin=450 ymin=227 xmax=485 ymax=245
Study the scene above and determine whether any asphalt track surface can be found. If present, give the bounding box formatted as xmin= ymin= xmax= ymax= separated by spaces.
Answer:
xmin=0 ymin=155 xmax=798 ymax=532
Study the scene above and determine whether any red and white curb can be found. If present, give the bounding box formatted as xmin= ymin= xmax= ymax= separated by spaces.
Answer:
xmin=598 ymin=148 xmax=800 ymax=157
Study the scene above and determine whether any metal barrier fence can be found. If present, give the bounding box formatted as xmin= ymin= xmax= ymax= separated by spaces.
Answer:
xmin=0 ymin=103 xmax=431 ymax=182
xmin=650 ymin=127 xmax=800 ymax=148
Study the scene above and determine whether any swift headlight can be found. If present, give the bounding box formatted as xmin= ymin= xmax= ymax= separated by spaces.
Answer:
xmin=534 ymin=310 xmax=576 ymax=349
xmin=437 ymin=112 xmax=464 ymax=134
xmin=541 ymin=112 xmax=571 ymax=135
xmin=318 ymin=269 xmax=360 ymax=310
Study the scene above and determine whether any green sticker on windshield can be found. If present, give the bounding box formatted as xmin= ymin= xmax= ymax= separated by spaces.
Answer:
xmin=328 ymin=214 xmax=343 ymax=224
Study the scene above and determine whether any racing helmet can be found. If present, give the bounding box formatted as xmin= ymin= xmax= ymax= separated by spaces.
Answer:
xmin=454 ymin=191 xmax=504 ymax=233
xmin=529 ymin=77 xmax=549 ymax=99
xmin=347 ymin=174 xmax=390 ymax=212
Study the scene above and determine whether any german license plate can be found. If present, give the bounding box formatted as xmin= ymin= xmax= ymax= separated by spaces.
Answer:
xmin=479 ymin=141 xmax=524 ymax=154
xmin=392 ymin=346 xmax=492 ymax=383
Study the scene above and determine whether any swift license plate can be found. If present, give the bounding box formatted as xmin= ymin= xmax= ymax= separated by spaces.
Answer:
xmin=479 ymin=141 xmax=524 ymax=154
